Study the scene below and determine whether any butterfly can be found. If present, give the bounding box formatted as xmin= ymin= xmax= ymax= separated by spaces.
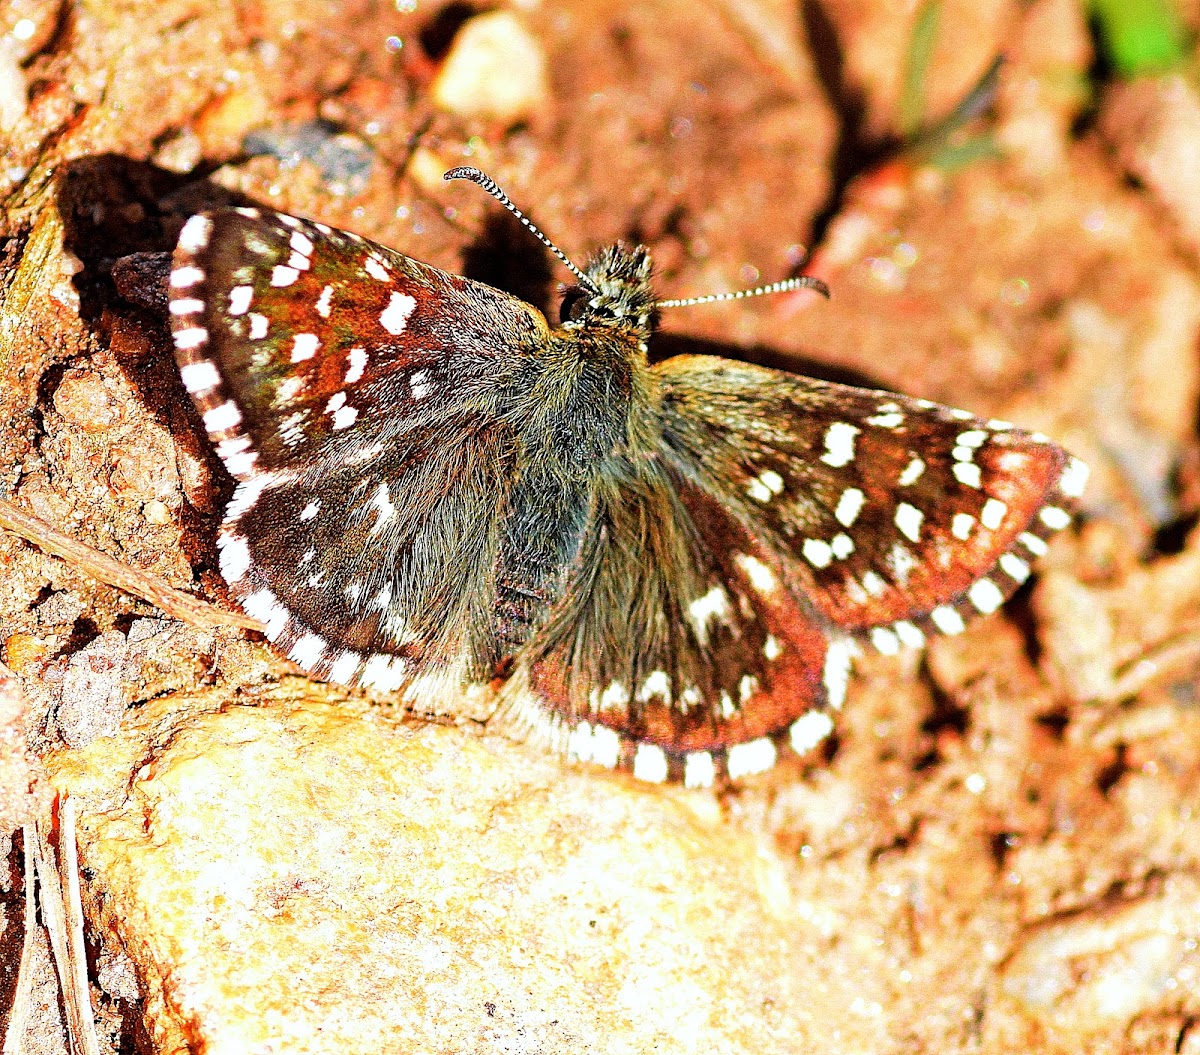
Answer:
xmin=168 ymin=166 xmax=1087 ymax=786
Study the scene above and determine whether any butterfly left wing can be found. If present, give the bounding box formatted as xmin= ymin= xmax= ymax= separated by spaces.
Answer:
xmin=169 ymin=208 xmax=558 ymax=692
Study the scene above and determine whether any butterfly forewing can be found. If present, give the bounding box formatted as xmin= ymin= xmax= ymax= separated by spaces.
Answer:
xmin=655 ymin=356 xmax=1086 ymax=652
xmin=170 ymin=208 xmax=548 ymax=478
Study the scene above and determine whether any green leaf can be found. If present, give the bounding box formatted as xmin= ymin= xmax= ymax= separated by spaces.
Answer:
xmin=1090 ymin=0 xmax=1189 ymax=77
xmin=900 ymin=1 xmax=942 ymax=137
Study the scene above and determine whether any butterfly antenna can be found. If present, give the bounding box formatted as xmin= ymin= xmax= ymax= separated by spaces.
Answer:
xmin=657 ymin=274 xmax=829 ymax=309
xmin=445 ymin=167 xmax=595 ymax=290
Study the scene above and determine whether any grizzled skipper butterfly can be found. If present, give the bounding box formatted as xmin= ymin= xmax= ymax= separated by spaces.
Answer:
xmin=169 ymin=167 xmax=1087 ymax=786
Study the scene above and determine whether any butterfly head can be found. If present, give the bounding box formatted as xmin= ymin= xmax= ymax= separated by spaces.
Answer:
xmin=560 ymin=243 xmax=657 ymax=334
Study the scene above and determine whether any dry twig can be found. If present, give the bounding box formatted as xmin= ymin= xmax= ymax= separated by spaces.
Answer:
xmin=0 ymin=497 xmax=262 ymax=632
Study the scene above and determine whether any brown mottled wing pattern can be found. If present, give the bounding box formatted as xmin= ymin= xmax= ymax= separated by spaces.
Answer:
xmin=170 ymin=208 xmax=552 ymax=691
xmin=654 ymin=356 xmax=1086 ymax=656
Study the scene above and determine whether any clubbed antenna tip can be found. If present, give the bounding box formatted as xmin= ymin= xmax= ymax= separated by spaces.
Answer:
xmin=445 ymin=166 xmax=831 ymax=310
xmin=444 ymin=167 xmax=593 ymax=289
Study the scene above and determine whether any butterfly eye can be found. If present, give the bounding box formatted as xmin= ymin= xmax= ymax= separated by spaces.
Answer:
xmin=559 ymin=287 xmax=590 ymax=323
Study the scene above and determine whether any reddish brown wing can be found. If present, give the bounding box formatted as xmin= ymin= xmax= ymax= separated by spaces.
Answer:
xmin=503 ymin=458 xmax=845 ymax=786
xmin=169 ymin=209 xmax=553 ymax=694
xmin=170 ymin=208 xmax=549 ymax=479
xmin=654 ymin=355 xmax=1086 ymax=654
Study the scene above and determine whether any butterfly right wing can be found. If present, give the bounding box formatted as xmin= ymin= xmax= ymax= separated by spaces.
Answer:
xmin=653 ymin=355 xmax=1085 ymax=653
xmin=501 ymin=455 xmax=844 ymax=786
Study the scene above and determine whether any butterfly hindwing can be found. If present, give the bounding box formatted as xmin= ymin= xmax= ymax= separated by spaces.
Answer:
xmin=504 ymin=455 xmax=843 ymax=784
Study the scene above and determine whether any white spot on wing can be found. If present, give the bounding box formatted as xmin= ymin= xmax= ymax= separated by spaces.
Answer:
xmin=895 ymin=502 xmax=924 ymax=542
xmin=241 ymin=587 xmax=290 ymax=639
xmin=364 ymin=256 xmax=390 ymax=281
xmin=1059 ymin=457 xmax=1089 ymax=498
xmin=180 ymin=360 xmax=220 ymax=394
xmin=380 ymin=291 xmax=417 ymax=335
xmin=202 ymin=400 xmax=241 ymax=433
xmin=290 ymin=230 xmax=314 ymax=257
xmin=823 ymin=637 xmax=856 ymax=709
xmin=271 ymin=265 xmax=299 ymax=287
xmin=893 ymin=621 xmax=925 ymax=648
xmin=803 ymin=538 xmax=833 ymax=568
xmin=228 ymin=286 xmax=253 ymax=315
xmin=835 ymin=487 xmax=865 ymax=527
xmin=734 ymin=552 xmax=778 ymax=594
xmin=871 ymin=627 xmax=900 ymax=655
xmin=952 ymin=513 xmax=975 ymax=540
xmin=1019 ymin=532 xmax=1048 ymax=557
xmin=174 ymin=326 xmax=207 ymax=350
xmin=888 ymin=543 xmax=917 ymax=584
xmin=217 ymin=533 xmax=251 ymax=583
xmin=953 ymin=462 xmax=982 ymax=488
xmin=371 ymin=482 xmax=395 ymax=530
xmin=898 ymin=457 xmax=925 ymax=486
xmin=409 ymin=369 xmax=433 ymax=400
xmin=830 ymin=533 xmax=854 ymax=559
xmin=683 ymin=751 xmax=715 ymax=788
xmin=332 ymin=405 xmax=359 ymax=430
xmin=249 ymin=314 xmax=269 ymax=339
xmin=299 ymin=500 xmax=319 ymax=521
xmin=170 ymin=265 xmax=204 ymax=287
xmin=726 ymin=738 xmax=777 ymax=780
xmin=178 ymin=214 xmax=212 ymax=252
xmin=328 ymin=651 xmax=362 ymax=684
xmin=315 ymin=284 xmax=334 ymax=318
xmin=790 ymin=711 xmax=834 ymax=754
xmin=359 ymin=653 xmax=408 ymax=692
xmin=747 ymin=469 xmax=784 ymax=503
xmin=345 ymin=347 xmax=367 ymax=384
xmin=225 ymin=472 xmax=282 ymax=519
xmin=999 ymin=552 xmax=1031 ymax=582
xmin=930 ymin=606 xmax=966 ymax=635
xmin=633 ymin=744 xmax=668 ymax=783
xmin=968 ymin=578 xmax=1005 ymax=614
xmin=862 ymin=570 xmax=887 ymax=597
xmin=287 ymin=633 xmax=328 ymax=669
xmin=688 ymin=586 xmax=731 ymax=645
xmin=574 ymin=722 xmax=620 ymax=769
xmin=1039 ymin=505 xmax=1071 ymax=530
xmin=600 ymin=682 xmax=629 ymax=710
xmin=980 ymin=498 xmax=1007 ymax=530
xmin=169 ymin=298 xmax=203 ymax=315
xmin=636 ymin=671 xmax=670 ymax=702
xmin=747 ymin=478 xmax=772 ymax=503
xmin=291 ymin=332 xmax=320 ymax=362
xmin=819 ymin=422 xmax=860 ymax=467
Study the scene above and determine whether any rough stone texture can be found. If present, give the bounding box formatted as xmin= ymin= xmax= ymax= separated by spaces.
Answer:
xmin=45 ymin=691 xmax=864 ymax=1055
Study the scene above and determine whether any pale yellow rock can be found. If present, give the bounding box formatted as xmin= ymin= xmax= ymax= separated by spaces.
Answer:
xmin=431 ymin=11 xmax=548 ymax=125
xmin=45 ymin=686 xmax=865 ymax=1055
